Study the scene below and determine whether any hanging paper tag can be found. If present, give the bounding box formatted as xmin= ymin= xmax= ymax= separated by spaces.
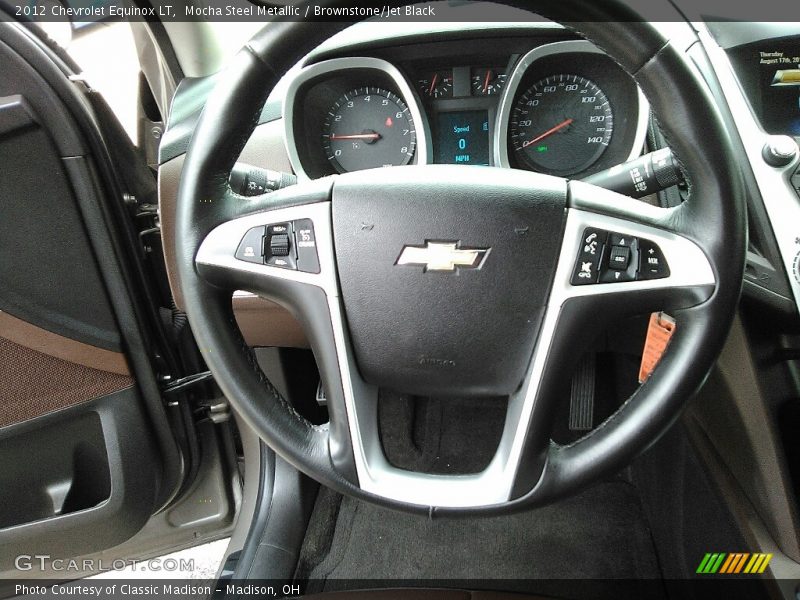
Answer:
xmin=639 ymin=312 xmax=676 ymax=383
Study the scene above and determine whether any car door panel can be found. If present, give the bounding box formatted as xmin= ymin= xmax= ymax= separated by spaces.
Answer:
xmin=0 ymin=21 xmax=183 ymax=571
xmin=0 ymin=391 xmax=159 ymax=562
xmin=0 ymin=316 xmax=132 ymax=428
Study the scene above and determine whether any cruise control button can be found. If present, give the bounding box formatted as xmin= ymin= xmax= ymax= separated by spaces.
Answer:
xmin=235 ymin=226 xmax=265 ymax=264
xmin=267 ymin=223 xmax=290 ymax=235
xmin=571 ymin=228 xmax=607 ymax=285
xmin=608 ymin=245 xmax=631 ymax=270
xmin=269 ymin=233 xmax=291 ymax=257
xmin=638 ymin=239 xmax=670 ymax=279
xmin=267 ymin=255 xmax=296 ymax=269
xmin=265 ymin=222 xmax=296 ymax=269
xmin=294 ymin=219 xmax=320 ymax=274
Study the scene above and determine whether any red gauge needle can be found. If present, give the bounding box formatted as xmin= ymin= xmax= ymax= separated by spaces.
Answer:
xmin=521 ymin=118 xmax=574 ymax=148
xmin=330 ymin=133 xmax=382 ymax=141
xmin=483 ymin=69 xmax=492 ymax=94
xmin=428 ymin=73 xmax=439 ymax=96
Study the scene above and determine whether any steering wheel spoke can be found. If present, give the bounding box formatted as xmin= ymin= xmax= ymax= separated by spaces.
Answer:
xmin=499 ymin=180 xmax=720 ymax=503
xmin=196 ymin=199 xmax=336 ymax=297
xmin=194 ymin=185 xmax=372 ymax=487
xmin=562 ymin=179 xmax=716 ymax=314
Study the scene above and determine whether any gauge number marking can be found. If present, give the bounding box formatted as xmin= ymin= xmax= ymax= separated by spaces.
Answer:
xmin=323 ymin=87 xmax=417 ymax=173
xmin=510 ymin=74 xmax=614 ymax=176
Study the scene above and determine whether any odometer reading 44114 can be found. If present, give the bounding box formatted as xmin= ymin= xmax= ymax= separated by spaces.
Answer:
xmin=510 ymin=75 xmax=613 ymax=176
xmin=323 ymin=87 xmax=417 ymax=173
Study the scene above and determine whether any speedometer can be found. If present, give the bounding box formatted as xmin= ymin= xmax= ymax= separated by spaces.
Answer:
xmin=510 ymin=75 xmax=613 ymax=176
xmin=323 ymin=87 xmax=417 ymax=173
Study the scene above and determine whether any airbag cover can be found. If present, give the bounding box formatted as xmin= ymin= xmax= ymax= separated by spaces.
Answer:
xmin=332 ymin=166 xmax=567 ymax=396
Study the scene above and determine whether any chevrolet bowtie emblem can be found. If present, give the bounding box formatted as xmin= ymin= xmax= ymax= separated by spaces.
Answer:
xmin=395 ymin=241 xmax=489 ymax=272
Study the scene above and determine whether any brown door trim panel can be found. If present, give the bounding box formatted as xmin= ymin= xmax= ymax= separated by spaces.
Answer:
xmin=0 ymin=337 xmax=134 ymax=429
xmin=0 ymin=310 xmax=130 ymax=375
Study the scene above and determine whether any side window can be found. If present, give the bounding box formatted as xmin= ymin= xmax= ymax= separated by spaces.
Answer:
xmin=40 ymin=22 xmax=139 ymax=143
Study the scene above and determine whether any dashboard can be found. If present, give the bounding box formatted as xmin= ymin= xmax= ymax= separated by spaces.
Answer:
xmin=157 ymin=22 xmax=800 ymax=349
xmin=283 ymin=37 xmax=648 ymax=180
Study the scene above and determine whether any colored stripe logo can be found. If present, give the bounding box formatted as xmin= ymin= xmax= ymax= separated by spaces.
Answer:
xmin=696 ymin=553 xmax=773 ymax=574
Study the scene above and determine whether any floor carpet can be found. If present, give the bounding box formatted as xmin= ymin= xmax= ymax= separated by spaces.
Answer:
xmin=296 ymin=480 xmax=665 ymax=600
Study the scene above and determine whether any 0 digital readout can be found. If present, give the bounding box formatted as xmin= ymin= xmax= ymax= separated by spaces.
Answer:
xmin=434 ymin=110 xmax=490 ymax=166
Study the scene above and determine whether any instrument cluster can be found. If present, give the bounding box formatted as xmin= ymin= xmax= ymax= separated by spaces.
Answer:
xmin=284 ymin=40 xmax=648 ymax=180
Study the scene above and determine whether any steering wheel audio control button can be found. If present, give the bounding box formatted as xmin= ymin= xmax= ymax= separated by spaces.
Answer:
xmin=600 ymin=235 xmax=638 ymax=283
xmin=235 ymin=226 xmax=265 ymax=264
xmin=294 ymin=219 xmax=320 ymax=274
xmin=609 ymin=233 xmax=633 ymax=248
xmin=572 ymin=228 xmax=663 ymax=285
xmin=599 ymin=264 xmax=635 ymax=283
xmin=608 ymin=245 xmax=631 ymax=270
xmin=637 ymin=239 xmax=670 ymax=280
xmin=571 ymin=227 xmax=607 ymax=285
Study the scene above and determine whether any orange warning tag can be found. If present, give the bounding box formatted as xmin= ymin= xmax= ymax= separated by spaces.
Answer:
xmin=639 ymin=312 xmax=676 ymax=383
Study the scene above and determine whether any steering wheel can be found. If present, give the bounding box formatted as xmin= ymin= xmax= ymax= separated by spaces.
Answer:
xmin=174 ymin=1 xmax=746 ymax=514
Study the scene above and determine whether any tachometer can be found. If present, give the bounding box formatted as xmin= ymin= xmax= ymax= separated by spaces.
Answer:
xmin=323 ymin=87 xmax=417 ymax=173
xmin=510 ymin=75 xmax=613 ymax=176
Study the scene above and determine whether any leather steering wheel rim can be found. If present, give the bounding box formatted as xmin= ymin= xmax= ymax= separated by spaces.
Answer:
xmin=174 ymin=1 xmax=746 ymax=515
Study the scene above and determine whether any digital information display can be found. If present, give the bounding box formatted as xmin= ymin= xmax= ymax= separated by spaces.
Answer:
xmin=434 ymin=110 xmax=491 ymax=165
xmin=758 ymin=47 xmax=800 ymax=135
